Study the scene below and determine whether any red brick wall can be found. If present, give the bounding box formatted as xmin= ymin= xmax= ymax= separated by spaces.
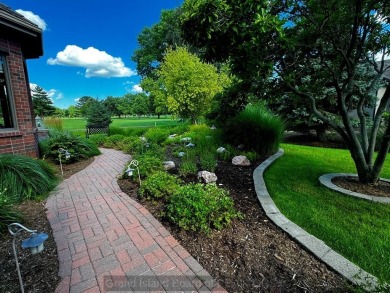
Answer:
xmin=0 ymin=38 xmax=38 ymax=157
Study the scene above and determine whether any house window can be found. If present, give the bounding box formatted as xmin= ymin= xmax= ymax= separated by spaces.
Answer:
xmin=0 ymin=53 xmax=14 ymax=129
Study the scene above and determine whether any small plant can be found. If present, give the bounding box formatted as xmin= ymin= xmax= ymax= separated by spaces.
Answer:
xmin=167 ymin=183 xmax=242 ymax=233
xmin=0 ymin=188 xmax=21 ymax=232
xmin=133 ymin=153 xmax=164 ymax=179
xmin=139 ymin=171 xmax=183 ymax=199
xmin=89 ymin=134 xmax=108 ymax=147
xmin=144 ymin=127 xmax=171 ymax=145
xmin=104 ymin=134 xmax=125 ymax=149
xmin=179 ymin=157 xmax=198 ymax=177
xmin=200 ymin=151 xmax=217 ymax=172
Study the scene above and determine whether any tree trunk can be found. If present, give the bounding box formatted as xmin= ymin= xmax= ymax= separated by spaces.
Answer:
xmin=315 ymin=124 xmax=327 ymax=142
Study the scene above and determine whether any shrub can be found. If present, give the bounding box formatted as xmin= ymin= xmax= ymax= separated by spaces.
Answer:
xmin=85 ymin=100 xmax=112 ymax=127
xmin=132 ymin=153 xmax=164 ymax=179
xmin=39 ymin=130 xmax=100 ymax=163
xmin=43 ymin=117 xmax=63 ymax=130
xmin=224 ymin=104 xmax=284 ymax=156
xmin=167 ymin=183 xmax=241 ymax=233
xmin=144 ymin=127 xmax=171 ymax=145
xmin=139 ymin=171 xmax=183 ymax=199
xmin=104 ymin=134 xmax=125 ymax=149
xmin=89 ymin=134 xmax=107 ymax=147
xmin=199 ymin=151 xmax=217 ymax=172
xmin=0 ymin=154 xmax=58 ymax=201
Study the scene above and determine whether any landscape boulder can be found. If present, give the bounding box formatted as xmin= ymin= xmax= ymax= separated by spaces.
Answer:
xmin=163 ymin=161 xmax=175 ymax=171
xmin=198 ymin=171 xmax=218 ymax=183
xmin=232 ymin=155 xmax=251 ymax=166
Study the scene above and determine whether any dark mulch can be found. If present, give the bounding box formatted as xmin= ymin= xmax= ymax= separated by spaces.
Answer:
xmin=118 ymin=161 xmax=353 ymax=293
xmin=333 ymin=176 xmax=390 ymax=198
xmin=0 ymin=157 xmax=94 ymax=293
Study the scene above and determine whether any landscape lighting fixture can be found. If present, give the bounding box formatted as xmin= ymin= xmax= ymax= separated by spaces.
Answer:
xmin=8 ymin=223 xmax=48 ymax=293
xmin=58 ymin=148 xmax=71 ymax=175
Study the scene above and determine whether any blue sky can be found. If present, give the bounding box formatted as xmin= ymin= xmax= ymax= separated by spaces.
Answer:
xmin=4 ymin=0 xmax=183 ymax=109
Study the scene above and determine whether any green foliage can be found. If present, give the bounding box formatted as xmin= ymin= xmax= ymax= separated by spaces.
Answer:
xmin=39 ymin=130 xmax=100 ymax=163
xmin=132 ymin=153 xmax=164 ymax=179
xmin=167 ymin=183 xmax=241 ymax=233
xmin=139 ymin=171 xmax=183 ymax=199
xmin=144 ymin=127 xmax=171 ymax=145
xmin=224 ymin=104 xmax=284 ymax=156
xmin=85 ymin=99 xmax=112 ymax=127
xmin=32 ymin=85 xmax=56 ymax=117
xmin=0 ymin=154 xmax=58 ymax=202
xmin=159 ymin=47 xmax=228 ymax=123
xmin=199 ymin=151 xmax=217 ymax=172
xmin=0 ymin=188 xmax=21 ymax=232
xmin=104 ymin=134 xmax=125 ymax=149
xmin=89 ymin=134 xmax=108 ymax=147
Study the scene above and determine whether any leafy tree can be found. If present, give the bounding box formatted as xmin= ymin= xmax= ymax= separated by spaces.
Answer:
xmin=132 ymin=9 xmax=185 ymax=79
xmin=158 ymin=47 xmax=227 ymax=123
xmin=182 ymin=0 xmax=390 ymax=183
xmin=141 ymin=77 xmax=168 ymax=118
xmin=103 ymin=96 xmax=123 ymax=118
xmin=131 ymin=93 xmax=150 ymax=118
xmin=117 ymin=94 xmax=134 ymax=117
xmin=85 ymin=99 xmax=112 ymax=127
xmin=76 ymin=96 xmax=94 ymax=117
xmin=66 ymin=105 xmax=78 ymax=118
xmin=31 ymin=86 xmax=56 ymax=117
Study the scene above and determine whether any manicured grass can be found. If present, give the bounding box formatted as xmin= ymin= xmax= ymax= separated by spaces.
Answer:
xmin=264 ymin=144 xmax=390 ymax=283
xmin=61 ymin=116 xmax=180 ymax=131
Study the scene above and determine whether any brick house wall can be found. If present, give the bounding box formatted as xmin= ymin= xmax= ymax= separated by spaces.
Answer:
xmin=0 ymin=38 xmax=38 ymax=157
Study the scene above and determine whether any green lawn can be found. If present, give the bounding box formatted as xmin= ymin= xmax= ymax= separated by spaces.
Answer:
xmin=264 ymin=143 xmax=390 ymax=283
xmin=62 ymin=116 xmax=179 ymax=131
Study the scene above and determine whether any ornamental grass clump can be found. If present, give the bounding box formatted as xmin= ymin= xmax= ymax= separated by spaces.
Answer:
xmin=167 ymin=183 xmax=242 ymax=233
xmin=224 ymin=104 xmax=284 ymax=156
xmin=0 ymin=154 xmax=58 ymax=201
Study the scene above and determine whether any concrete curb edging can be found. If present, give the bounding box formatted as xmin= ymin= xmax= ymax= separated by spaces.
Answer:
xmin=319 ymin=173 xmax=390 ymax=204
xmin=253 ymin=149 xmax=379 ymax=291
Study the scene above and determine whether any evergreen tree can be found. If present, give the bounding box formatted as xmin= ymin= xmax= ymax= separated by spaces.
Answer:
xmin=85 ymin=99 xmax=112 ymax=127
xmin=32 ymin=86 xmax=56 ymax=117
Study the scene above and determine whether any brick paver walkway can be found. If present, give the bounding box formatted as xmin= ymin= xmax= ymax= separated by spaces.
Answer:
xmin=46 ymin=148 xmax=225 ymax=293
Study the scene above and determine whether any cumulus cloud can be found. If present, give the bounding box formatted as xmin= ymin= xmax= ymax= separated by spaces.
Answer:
xmin=132 ymin=84 xmax=143 ymax=93
xmin=47 ymin=45 xmax=137 ymax=78
xmin=16 ymin=9 xmax=47 ymax=31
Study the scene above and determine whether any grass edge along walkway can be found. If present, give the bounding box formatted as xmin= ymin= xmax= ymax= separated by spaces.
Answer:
xmin=264 ymin=143 xmax=390 ymax=284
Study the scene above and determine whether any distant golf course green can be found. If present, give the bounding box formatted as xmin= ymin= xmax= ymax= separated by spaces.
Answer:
xmin=62 ymin=116 xmax=180 ymax=131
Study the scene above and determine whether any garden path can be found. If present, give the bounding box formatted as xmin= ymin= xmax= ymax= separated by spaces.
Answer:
xmin=46 ymin=148 xmax=224 ymax=293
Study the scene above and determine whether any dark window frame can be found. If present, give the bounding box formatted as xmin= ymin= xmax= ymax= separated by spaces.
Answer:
xmin=0 ymin=52 xmax=17 ymax=131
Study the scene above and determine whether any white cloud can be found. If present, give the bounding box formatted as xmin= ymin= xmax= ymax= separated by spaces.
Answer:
xmin=16 ymin=9 xmax=47 ymax=31
xmin=132 ymin=84 xmax=143 ymax=93
xmin=47 ymin=45 xmax=137 ymax=78
xmin=30 ymin=83 xmax=63 ymax=101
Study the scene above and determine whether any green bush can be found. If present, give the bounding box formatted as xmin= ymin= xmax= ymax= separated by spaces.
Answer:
xmin=131 ymin=153 xmax=164 ymax=179
xmin=144 ymin=127 xmax=171 ymax=145
xmin=39 ymin=130 xmax=100 ymax=163
xmin=199 ymin=151 xmax=217 ymax=172
xmin=89 ymin=134 xmax=108 ymax=147
xmin=0 ymin=154 xmax=58 ymax=201
xmin=0 ymin=188 xmax=21 ymax=232
xmin=224 ymin=104 xmax=284 ymax=156
xmin=167 ymin=183 xmax=241 ymax=233
xmin=139 ymin=171 xmax=182 ymax=199
xmin=104 ymin=134 xmax=125 ymax=149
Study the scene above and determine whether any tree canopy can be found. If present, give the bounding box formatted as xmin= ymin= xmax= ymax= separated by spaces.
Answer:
xmin=182 ymin=0 xmax=390 ymax=183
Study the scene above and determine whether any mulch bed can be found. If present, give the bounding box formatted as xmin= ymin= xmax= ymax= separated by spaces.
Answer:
xmin=118 ymin=161 xmax=352 ymax=293
xmin=333 ymin=176 xmax=390 ymax=198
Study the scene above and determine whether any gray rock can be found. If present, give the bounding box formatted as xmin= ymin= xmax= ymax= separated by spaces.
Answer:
xmin=198 ymin=171 xmax=218 ymax=183
xmin=168 ymin=134 xmax=177 ymax=139
xmin=232 ymin=155 xmax=251 ymax=166
xmin=163 ymin=161 xmax=175 ymax=171
xmin=181 ymin=137 xmax=191 ymax=142
xmin=186 ymin=143 xmax=195 ymax=148
xmin=217 ymin=147 xmax=227 ymax=153
xmin=178 ymin=152 xmax=185 ymax=157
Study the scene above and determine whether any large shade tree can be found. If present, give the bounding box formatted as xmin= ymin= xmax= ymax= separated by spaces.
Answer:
xmin=182 ymin=0 xmax=390 ymax=183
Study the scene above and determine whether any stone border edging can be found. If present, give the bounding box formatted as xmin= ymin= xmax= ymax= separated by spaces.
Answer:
xmin=319 ymin=173 xmax=390 ymax=204
xmin=253 ymin=149 xmax=379 ymax=291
